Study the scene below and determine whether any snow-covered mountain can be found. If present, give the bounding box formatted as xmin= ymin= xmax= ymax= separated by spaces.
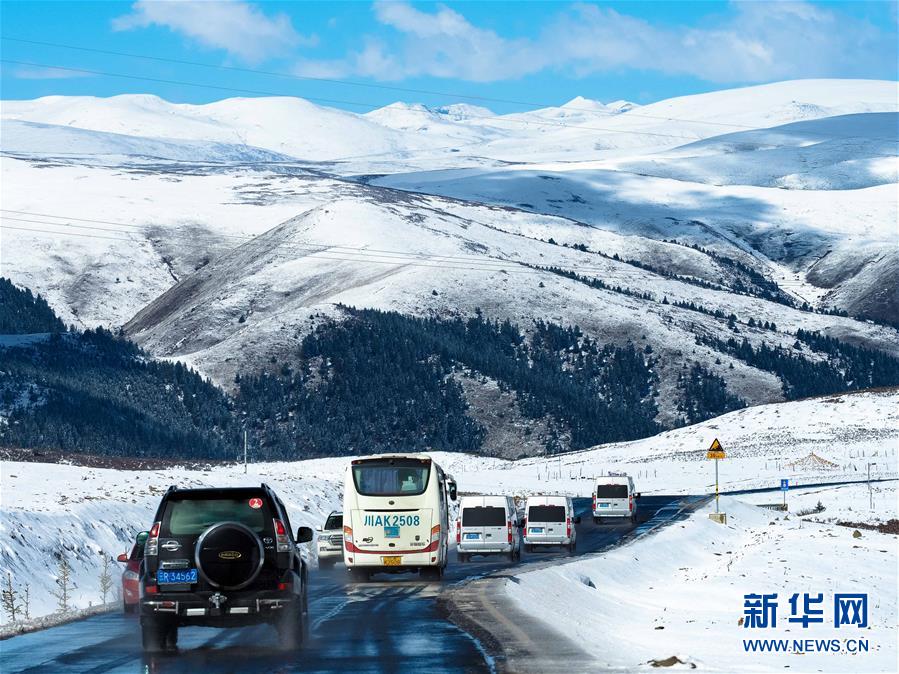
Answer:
xmin=2 ymin=78 xmax=898 ymax=429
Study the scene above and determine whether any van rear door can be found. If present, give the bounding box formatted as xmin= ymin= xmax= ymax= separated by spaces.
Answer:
xmin=595 ymin=483 xmax=630 ymax=513
xmin=462 ymin=504 xmax=506 ymax=549
xmin=527 ymin=503 xmax=566 ymax=541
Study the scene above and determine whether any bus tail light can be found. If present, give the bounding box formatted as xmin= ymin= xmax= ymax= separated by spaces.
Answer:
xmin=146 ymin=521 xmax=161 ymax=556
xmin=430 ymin=524 xmax=441 ymax=545
xmin=344 ymin=525 xmax=353 ymax=549
xmin=273 ymin=519 xmax=290 ymax=552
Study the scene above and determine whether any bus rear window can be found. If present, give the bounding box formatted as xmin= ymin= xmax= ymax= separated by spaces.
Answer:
xmin=528 ymin=505 xmax=566 ymax=522
xmin=596 ymin=484 xmax=629 ymax=499
xmin=462 ymin=507 xmax=506 ymax=527
xmin=352 ymin=459 xmax=431 ymax=496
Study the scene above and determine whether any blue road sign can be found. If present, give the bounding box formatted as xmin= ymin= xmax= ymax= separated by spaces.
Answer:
xmin=780 ymin=479 xmax=789 ymax=491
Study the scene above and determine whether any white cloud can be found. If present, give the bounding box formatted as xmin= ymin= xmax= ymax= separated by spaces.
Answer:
xmin=112 ymin=1 xmax=316 ymax=63
xmin=296 ymin=1 xmax=895 ymax=84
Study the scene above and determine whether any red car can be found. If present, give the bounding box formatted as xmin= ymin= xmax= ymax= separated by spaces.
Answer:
xmin=116 ymin=532 xmax=147 ymax=614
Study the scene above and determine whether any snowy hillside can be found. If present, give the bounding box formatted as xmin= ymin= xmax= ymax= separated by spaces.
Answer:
xmin=2 ymin=120 xmax=295 ymax=164
xmin=118 ymin=189 xmax=899 ymax=423
xmin=2 ymin=78 xmax=898 ymax=428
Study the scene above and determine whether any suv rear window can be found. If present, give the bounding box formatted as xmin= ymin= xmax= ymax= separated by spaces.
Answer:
xmin=164 ymin=496 xmax=270 ymax=535
xmin=462 ymin=506 xmax=506 ymax=527
xmin=597 ymin=484 xmax=629 ymax=498
xmin=528 ymin=505 xmax=566 ymax=522
xmin=324 ymin=514 xmax=343 ymax=530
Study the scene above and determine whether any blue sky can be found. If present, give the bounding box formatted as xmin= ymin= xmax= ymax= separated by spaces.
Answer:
xmin=1 ymin=1 xmax=896 ymax=112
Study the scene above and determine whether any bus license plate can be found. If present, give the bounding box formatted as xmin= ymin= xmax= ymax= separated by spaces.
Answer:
xmin=382 ymin=556 xmax=402 ymax=566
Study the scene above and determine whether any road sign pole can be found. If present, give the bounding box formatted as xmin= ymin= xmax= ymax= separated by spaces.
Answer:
xmin=715 ymin=458 xmax=719 ymax=513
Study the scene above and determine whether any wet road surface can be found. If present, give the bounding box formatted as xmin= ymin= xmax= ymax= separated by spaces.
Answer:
xmin=0 ymin=495 xmax=696 ymax=673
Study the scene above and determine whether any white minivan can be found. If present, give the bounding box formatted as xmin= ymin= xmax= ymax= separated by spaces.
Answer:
xmin=523 ymin=495 xmax=579 ymax=552
xmin=593 ymin=474 xmax=638 ymax=523
xmin=456 ymin=495 xmax=522 ymax=562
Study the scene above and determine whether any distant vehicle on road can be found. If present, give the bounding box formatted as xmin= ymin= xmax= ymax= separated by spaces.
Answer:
xmin=592 ymin=474 xmax=639 ymax=523
xmin=343 ymin=454 xmax=457 ymax=581
xmin=317 ymin=511 xmax=343 ymax=569
xmin=457 ymin=495 xmax=522 ymax=562
xmin=523 ymin=495 xmax=579 ymax=552
xmin=139 ymin=483 xmax=314 ymax=652
xmin=116 ymin=531 xmax=148 ymax=614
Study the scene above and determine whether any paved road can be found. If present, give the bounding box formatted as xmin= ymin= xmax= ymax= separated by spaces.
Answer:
xmin=0 ymin=495 xmax=693 ymax=674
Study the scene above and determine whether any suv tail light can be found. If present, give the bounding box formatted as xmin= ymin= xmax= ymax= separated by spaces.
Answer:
xmin=456 ymin=520 xmax=461 ymax=544
xmin=273 ymin=518 xmax=290 ymax=552
xmin=566 ymin=517 xmax=571 ymax=538
xmin=146 ymin=521 xmax=161 ymax=556
xmin=507 ymin=521 xmax=512 ymax=544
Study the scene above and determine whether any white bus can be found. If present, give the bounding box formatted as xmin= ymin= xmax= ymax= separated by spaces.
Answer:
xmin=342 ymin=454 xmax=457 ymax=580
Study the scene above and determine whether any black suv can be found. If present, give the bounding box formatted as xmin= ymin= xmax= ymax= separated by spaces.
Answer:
xmin=139 ymin=484 xmax=313 ymax=652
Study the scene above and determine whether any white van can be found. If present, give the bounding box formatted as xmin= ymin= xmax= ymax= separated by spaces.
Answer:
xmin=342 ymin=454 xmax=457 ymax=581
xmin=523 ymin=495 xmax=579 ymax=552
xmin=456 ymin=495 xmax=522 ymax=562
xmin=593 ymin=474 xmax=638 ymax=523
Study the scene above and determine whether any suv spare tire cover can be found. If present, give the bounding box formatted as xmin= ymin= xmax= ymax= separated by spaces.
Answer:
xmin=195 ymin=521 xmax=265 ymax=590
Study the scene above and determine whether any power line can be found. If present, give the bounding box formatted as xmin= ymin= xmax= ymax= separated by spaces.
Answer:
xmin=1 ymin=217 xmax=815 ymax=289
xmin=9 ymin=58 xmax=897 ymax=147
xmin=0 ymin=208 xmax=817 ymax=285
xmin=0 ymin=216 xmax=661 ymax=277
xmin=5 ymin=35 xmax=897 ymax=138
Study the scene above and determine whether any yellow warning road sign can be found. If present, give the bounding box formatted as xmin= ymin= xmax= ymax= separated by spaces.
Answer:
xmin=707 ymin=438 xmax=726 ymax=460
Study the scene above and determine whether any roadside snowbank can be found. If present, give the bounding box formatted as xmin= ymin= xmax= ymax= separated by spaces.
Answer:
xmin=504 ymin=496 xmax=898 ymax=672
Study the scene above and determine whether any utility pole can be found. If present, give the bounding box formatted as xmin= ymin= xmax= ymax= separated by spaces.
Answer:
xmin=244 ymin=429 xmax=248 ymax=475
xmin=867 ymin=462 xmax=876 ymax=510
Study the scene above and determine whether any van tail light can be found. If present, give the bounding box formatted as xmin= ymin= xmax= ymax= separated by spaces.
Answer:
xmin=566 ymin=517 xmax=571 ymax=538
xmin=273 ymin=519 xmax=290 ymax=552
xmin=593 ymin=495 xmax=596 ymax=512
xmin=507 ymin=521 xmax=513 ymax=544
xmin=456 ymin=520 xmax=461 ymax=544
xmin=523 ymin=517 xmax=527 ymax=530
xmin=146 ymin=521 xmax=161 ymax=556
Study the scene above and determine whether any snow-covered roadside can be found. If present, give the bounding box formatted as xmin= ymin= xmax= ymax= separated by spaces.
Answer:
xmin=504 ymin=496 xmax=898 ymax=673
xmin=432 ymin=389 xmax=899 ymax=500
xmin=0 ymin=458 xmax=346 ymax=622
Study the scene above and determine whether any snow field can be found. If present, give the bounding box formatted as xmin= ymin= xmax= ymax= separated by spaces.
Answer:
xmin=504 ymin=496 xmax=898 ymax=672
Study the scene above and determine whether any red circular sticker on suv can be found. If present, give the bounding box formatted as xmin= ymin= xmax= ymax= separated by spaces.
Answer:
xmin=248 ymin=498 xmax=263 ymax=509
